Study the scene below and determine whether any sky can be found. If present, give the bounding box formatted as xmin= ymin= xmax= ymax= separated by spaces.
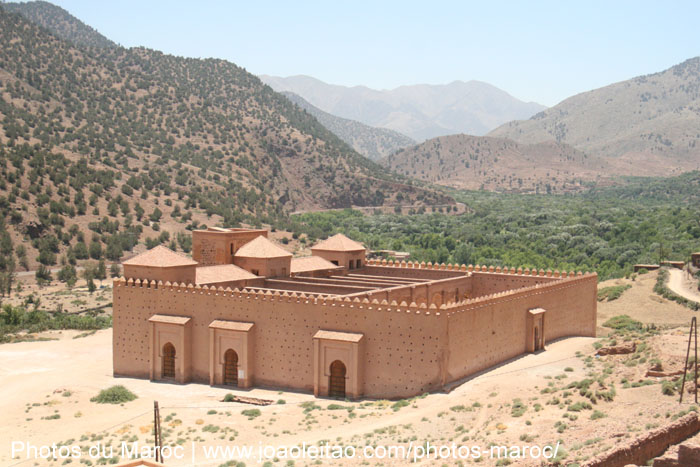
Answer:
xmin=40 ymin=0 xmax=700 ymax=106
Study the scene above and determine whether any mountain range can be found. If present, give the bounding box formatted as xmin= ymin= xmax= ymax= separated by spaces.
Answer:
xmin=489 ymin=58 xmax=700 ymax=172
xmin=0 ymin=1 xmax=450 ymax=268
xmin=381 ymin=135 xmax=608 ymax=193
xmin=382 ymin=58 xmax=700 ymax=192
xmin=260 ymin=75 xmax=546 ymax=141
xmin=282 ymin=92 xmax=415 ymax=161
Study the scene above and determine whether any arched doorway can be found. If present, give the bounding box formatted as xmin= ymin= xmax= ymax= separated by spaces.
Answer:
xmin=162 ymin=343 xmax=176 ymax=378
xmin=329 ymin=360 xmax=346 ymax=398
xmin=534 ymin=326 xmax=541 ymax=351
xmin=223 ymin=349 xmax=238 ymax=386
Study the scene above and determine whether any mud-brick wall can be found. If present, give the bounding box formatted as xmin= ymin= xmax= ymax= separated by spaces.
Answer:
xmin=112 ymin=281 xmax=160 ymax=379
xmin=584 ymin=412 xmax=700 ymax=467
xmin=112 ymin=282 xmax=448 ymax=398
xmin=362 ymin=265 xmax=466 ymax=280
xmin=470 ymin=272 xmax=557 ymax=297
xmin=349 ymin=275 xmax=473 ymax=306
xmin=445 ymin=275 xmax=597 ymax=382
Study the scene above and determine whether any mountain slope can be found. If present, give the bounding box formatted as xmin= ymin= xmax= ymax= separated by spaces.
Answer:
xmin=0 ymin=5 xmax=451 ymax=271
xmin=282 ymin=91 xmax=415 ymax=161
xmin=3 ymin=0 xmax=116 ymax=49
xmin=261 ymin=75 xmax=546 ymax=141
xmin=381 ymin=134 xmax=612 ymax=193
xmin=490 ymin=58 xmax=700 ymax=171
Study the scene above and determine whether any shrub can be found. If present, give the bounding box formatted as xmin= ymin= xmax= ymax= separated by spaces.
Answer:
xmin=511 ymin=399 xmax=527 ymax=417
xmin=567 ymin=401 xmax=593 ymax=412
xmin=391 ymin=400 xmax=410 ymax=411
xmin=662 ymin=381 xmax=676 ymax=396
xmin=603 ymin=315 xmax=643 ymax=331
xmin=590 ymin=410 xmax=606 ymax=420
xmin=327 ymin=404 xmax=351 ymax=411
xmin=241 ymin=409 xmax=261 ymax=419
xmin=202 ymin=424 xmax=219 ymax=433
xmin=90 ymin=385 xmax=137 ymax=404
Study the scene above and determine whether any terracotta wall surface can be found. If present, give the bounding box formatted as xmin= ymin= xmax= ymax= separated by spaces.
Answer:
xmin=361 ymin=265 xmax=465 ymax=280
xmin=123 ymin=264 xmax=196 ymax=285
xmin=470 ymin=271 xmax=557 ymax=297
xmin=446 ymin=274 xmax=597 ymax=381
xmin=584 ymin=413 xmax=700 ymax=467
xmin=312 ymin=250 xmax=365 ymax=271
xmin=192 ymin=229 xmax=267 ymax=266
xmin=233 ymin=256 xmax=291 ymax=278
xmin=261 ymin=279 xmax=371 ymax=295
xmin=113 ymin=261 xmax=597 ymax=398
xmin=345 ymin=275 xmax=473 ymax=306
xmin=113 ymin=280 xmax=446 ymax=398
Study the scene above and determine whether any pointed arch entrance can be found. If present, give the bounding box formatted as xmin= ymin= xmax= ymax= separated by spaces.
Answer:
xmin=329 ymin=360 xmax=346 ymax=398
xmin=162 ymin=342 xmax=176 ymax=378
xmin=223 ymin=349 xmax=239 ymax=386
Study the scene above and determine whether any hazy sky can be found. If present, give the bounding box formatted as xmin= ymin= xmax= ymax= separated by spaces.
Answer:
xmin=42 ymin=0 xmax=700 ymax=106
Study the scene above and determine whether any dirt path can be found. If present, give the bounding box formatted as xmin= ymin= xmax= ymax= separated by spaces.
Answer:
xmin=668 ymin=268 xmax=700 ymax=303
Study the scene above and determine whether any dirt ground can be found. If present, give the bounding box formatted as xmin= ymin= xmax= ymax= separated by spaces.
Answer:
xmin=667 ymin=268 xmax=700 ymax=304
xmin=1 ymin=270 xmax=699 ymax=467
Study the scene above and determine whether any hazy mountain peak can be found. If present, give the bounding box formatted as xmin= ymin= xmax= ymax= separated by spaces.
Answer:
xmin=3 ymin=0 xmax=116 ymax=49
xmin=260 ymin=75 xmax=546 ymax=141
xmin=489 ymin=56 xmax=700 ymax=172
xmin=282 ymin=92 xmax=415 ymax=161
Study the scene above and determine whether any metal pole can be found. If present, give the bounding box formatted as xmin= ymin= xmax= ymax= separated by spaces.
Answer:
xmin=154 ymin=401 xmax=162 ymax=463
xmin=694 ymin=318 xmax=698 ymax=404
xmin=680 ymin=318 xmax=696 ymax=404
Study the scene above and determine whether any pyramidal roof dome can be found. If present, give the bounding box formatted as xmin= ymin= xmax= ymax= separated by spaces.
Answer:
xmin=234 ymin=236 xmax=292 ymax=258
xmin=312 ymin=233 xmax=365 ymax=252
xmin=123 ymin=245 xmax=197 ymax=267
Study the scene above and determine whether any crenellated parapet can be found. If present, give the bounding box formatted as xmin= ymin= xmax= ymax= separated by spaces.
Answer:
xmin=113 ymin=276 xmax=449 ymax=318
xmin=441 ymin=271 xmax=597 ymax=316
xmin=365 ymin=257 xmax=595 ymax=279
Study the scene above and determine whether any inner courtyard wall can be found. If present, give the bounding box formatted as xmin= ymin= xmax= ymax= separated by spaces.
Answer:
xmin=469 ymin=271 xmax=557 ymax=297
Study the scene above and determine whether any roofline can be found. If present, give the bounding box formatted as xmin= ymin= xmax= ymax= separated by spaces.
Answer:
xmin=123 ymin=262 xmax=197 ymax=268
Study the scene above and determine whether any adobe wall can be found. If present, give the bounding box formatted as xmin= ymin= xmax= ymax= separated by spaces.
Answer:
xmin=446 ymin=272 xmax=597 ymax=381
xmin=312 ymin=250 xmax=365 ymax=270
xmin=113 ymin=280 xmax=448 ymax=398
xmin=261 ymin=279 xmax=371 ymax=295
xmin=470 ymin=271 xmax=557 ymax=297
xmin=200 ymin=277 xmax=264 ymax=290
xmin=584 ymin=412 xmax=700 ymax=467
xmin=123 ymin=264 xmax=196 ymax=285
xmin=113 ymin=260 xmax=598 ymax=399
xmin=233 ymin=256 xmax=291 ymax=277
xmin=192 ymin=229 xmax=267 ymax=266
xmin=345 ymin=275 xmax=473 ymax=306
xmin=363 ymin=264 xmax=466 ymax=280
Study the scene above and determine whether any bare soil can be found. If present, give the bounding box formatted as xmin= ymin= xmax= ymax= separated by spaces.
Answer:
xmin=1 ymin=269 xmax=698 ymax=466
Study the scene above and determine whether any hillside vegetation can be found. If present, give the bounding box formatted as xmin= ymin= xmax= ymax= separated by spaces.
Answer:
xmin=3 ymin=0 xmax=116 ymax=49
xmin=291 ymin=172 xmax=700 ymax=280
xmin=0 ymin=4 xmax=450 ymax=281
xmin=382 ymin=134 xmax=611 ymax=193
